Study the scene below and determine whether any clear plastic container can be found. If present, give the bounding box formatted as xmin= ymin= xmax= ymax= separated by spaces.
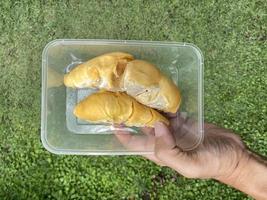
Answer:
xmin=41 ymin=39 xmax=204 ymax=155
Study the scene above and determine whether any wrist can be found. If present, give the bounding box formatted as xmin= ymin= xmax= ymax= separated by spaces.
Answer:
xmin=216 ymin=150 xmax=250 ymax=186
xmin=217 ymin=151 xmax=267 ymax=199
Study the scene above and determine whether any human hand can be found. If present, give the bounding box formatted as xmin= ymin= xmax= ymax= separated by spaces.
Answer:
xmin=115 ymin=113 xmax=267 ymax=199
xmin=115 ymin=114 xmax=248 ymax=180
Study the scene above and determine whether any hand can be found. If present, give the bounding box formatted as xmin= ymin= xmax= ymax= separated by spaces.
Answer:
xmin=115 ymin=113 xmax=267 ymax=199
xmin=115 ymin=117 xmax=248 ymax=179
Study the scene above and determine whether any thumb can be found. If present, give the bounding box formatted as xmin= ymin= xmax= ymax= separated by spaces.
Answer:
xmin=154 ymin=122 xmax=176 ymax=149
xmin=154 ymin=122 xmax=192 ymax=174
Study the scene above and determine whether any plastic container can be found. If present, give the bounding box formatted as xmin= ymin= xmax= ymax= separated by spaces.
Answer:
xmin=41 ymin=39 xmax=204 ymax=155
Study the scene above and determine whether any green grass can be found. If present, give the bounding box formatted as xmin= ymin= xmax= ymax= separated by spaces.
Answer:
xmin=0 ymin=0 xmax=266 ymax=199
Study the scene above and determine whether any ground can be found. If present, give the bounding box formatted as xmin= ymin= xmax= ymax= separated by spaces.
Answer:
xmin=0 ymin=0 xmax=266 ymax=199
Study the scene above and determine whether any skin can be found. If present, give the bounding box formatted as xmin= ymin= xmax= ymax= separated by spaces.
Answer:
xmin=115 ymin=113 xmax=267 ymax=200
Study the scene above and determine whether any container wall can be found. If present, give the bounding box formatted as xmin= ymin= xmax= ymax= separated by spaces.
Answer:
xmin=41 ymin=40 xmax=203 ymax=154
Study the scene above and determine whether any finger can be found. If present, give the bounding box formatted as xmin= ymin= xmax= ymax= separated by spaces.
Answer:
xmin=115 ymin=129 xmax=155 ymax=152
xmin=168 ymin=112 xmax=191 ymax=133
xmin=154 ymin=122 xmax=194 ymax=173
xmin=169 ymin=114 xmax=202 ymax=151
xmin=169 ymin=116 xmax=184 ymax=132
xmin=170 ymin=113 xmax=196 ymax=132
xmin=180 ymin=117 xmax=198 ymax=136
xmin=115 ymin=130 xmax=146 ymax=149
xmin=154 ymin=122 xmax=176 ymax=149
xmin=115 ymin=131 xmax=165 ymax=165
xmin=115 ymin=130 xmax=133 ymax=145
xmin=139 ymin=127 xmax=165 ymax=165
xmin=141 ymin=126 xmax=154 ymax=136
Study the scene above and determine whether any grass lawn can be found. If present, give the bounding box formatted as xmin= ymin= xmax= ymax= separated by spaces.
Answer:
xmin=0 ymin=0 xmax=266 ymax=199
